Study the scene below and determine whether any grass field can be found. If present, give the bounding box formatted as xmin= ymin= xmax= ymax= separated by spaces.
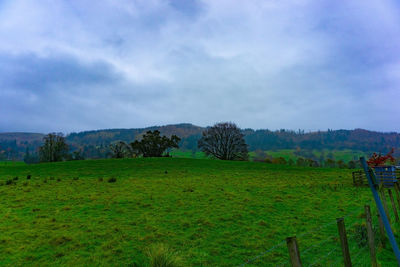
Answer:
xmin=260 ymin=149 xmax=366 ymax=162
xmin=0 ymin=158 xmax=398 ymax=266
xmin=171 ymin=149 xmax=367 ymax=162
xmin=169 ymin=150 xmax=207 ymax=159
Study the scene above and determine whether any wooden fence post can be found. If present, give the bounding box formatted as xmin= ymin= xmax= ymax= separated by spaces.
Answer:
xmin=337 ymin=218 xmax=352 ymax=267
xmin=394 ymin=182 xmax=400 ymax=213
xmin=365 ymin=205 xmax=377 ymax=267
xmin=377 ymin=212 xmax=387 ymax=248
xmin=361 ymin=157 xmax=400 ymax=264
xmin=388 ymin=189 xmax=399 ymax=222
xmin=286 ymin=236 xmax=302 ymax=267
xmin=379 ymin=187 xmax=391 ymax=225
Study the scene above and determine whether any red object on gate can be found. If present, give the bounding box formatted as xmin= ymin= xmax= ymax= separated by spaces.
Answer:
xmin=367 ymin=148 xmax=396 ymax=167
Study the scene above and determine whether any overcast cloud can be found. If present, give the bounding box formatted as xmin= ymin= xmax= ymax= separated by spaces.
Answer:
xmin=0 ymin=0 xmax=399 ymax=133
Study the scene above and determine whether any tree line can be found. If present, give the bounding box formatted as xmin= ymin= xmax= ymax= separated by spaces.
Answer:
xmin=64 ymin=127 xmax=400 ymax=160
xmin=3 ymin=122 xmax=399 ymax=164
xmin=30 ymin=123 xmax=249 ymax=163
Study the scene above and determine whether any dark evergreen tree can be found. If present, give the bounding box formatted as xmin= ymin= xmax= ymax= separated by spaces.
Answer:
xmin=130 ymin=130 xmax=180 ymax=157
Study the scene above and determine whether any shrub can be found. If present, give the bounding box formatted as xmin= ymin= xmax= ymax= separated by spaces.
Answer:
xmin=27 ymin=174 xmax=31 ymax=180
xmin=108 ymin=177 xmax=117 ymax=183
xmin=13 ymin=176 xmax=18 ymax=181
xmin=6 ymin=179 xmax=15 ymax=185
xmin=73 ymin=177 xmax=79 ymax=181
xmin=147 ymin=243 xmax=183 ymax=267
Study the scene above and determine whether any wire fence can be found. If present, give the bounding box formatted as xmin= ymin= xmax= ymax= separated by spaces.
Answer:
xmin=237 ymin=184 xmax=400 ymax=267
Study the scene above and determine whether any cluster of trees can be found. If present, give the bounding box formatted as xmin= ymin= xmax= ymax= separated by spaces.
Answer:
xmin=0 ymin=140 xmax=37 ymax=161
xmin=108 ymin=130 xmax=181 ymax=158
xmin=34 ymin=133 xmax=81 ymax=163
xmin=39 ymin=133 xmax=69 ymax=162
xmin=243 ymin=128 xmax=400 ymax=153
xmin=3 ymin=124 xmax=400 ymax=161
xmin=66 ymin=126 xmax=400 ymax=154
xmin=0 ymin=133 xmax=43 ymax=161
xmin=32 ymin=124 xmax=248 ymax=163
xmin=42 ymin=125 xmax=400 ymax=160
xmin=34 ymin=131 xmax=182 ymax=162
xmin=20 ymin=122 xmax=400 ymax=167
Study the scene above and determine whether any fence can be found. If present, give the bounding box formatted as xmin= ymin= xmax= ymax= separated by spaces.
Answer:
xmin=353 ymin=169 xmax=400 ymax=187
xmin=352 ymin=170 xmax=369 ymax=187
xmin=238 ymin=170 xmax=400 ymax=266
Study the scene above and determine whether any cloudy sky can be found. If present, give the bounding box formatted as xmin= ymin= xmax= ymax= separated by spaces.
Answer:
xmin=1 ymin=0 xmax=400 ymax=133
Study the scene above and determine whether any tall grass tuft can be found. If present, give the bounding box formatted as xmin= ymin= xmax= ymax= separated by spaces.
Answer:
xmin=147 ymin=243 xmax=183 ymax=267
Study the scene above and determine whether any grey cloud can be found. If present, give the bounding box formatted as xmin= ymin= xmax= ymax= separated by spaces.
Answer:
xmin=0 ymin=0 xmax=399 ymax=133
xmin=0 ymin=53 xmax=171 ymax=132
xmin=0 ymin=53 xmax=119 ymax=91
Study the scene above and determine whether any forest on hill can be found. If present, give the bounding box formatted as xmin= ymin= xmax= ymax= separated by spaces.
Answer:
xmin=1 ymin=124 xmax=399 ymax=161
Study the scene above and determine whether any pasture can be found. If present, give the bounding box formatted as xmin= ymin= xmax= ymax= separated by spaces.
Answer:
xmin=0 ymin=158 xmax=397 ymax=266
xmin=170 ymin=149 xmax=366 ymax=163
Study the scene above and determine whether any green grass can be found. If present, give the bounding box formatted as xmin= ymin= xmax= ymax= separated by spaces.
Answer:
xmin=169 ymin=150 xmax=207 ymax=159
xmin=0 ymin=161 xmax=27 ymax=166
xmin=251 ymin=149 xmax=367 ymax=162
xmin=0 ymin=158 xmax=398 ymax=266
xmin=172 ymin=148 xmax=368 ymax=162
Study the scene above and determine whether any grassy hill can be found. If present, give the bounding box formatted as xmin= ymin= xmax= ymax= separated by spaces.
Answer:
xmin=0 ymin=158 xmax=398 ymax=266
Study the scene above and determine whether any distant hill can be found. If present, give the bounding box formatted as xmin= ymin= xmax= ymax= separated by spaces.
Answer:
xmin=0 ymin=132 xmax=44 ymax=161
xmin=67 ymin=123 xmax=203 ymax=145
xmin=0 ymin=132 xmax=44 ymax=142
xmin=1 ymin=124 xmax=400 ymax=160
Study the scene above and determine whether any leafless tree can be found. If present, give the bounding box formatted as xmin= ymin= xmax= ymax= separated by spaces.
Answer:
xmin=39 ymin=133 xmax=69 ymax=162
xmin=198 ymin=122 xmax=248 ymax=160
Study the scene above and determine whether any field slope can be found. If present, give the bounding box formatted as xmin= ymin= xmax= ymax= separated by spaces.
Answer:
xmin=0 ymin=158 xmax=397 ymax=266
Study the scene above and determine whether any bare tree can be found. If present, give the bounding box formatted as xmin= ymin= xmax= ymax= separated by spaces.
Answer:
xmin=198 ymin=122 xmax=248 ymax=160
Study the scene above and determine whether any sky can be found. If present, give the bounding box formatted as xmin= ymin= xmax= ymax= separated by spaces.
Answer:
xmin=1 ymin=0 xmax=400 ymax=133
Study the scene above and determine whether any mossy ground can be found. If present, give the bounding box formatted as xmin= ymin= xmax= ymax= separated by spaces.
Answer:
xmin=0 ymin=158 xmax=397 ymax=266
